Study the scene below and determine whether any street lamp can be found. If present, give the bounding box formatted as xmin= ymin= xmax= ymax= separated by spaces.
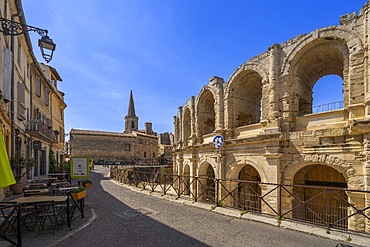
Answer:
xmin=0 ymin=14 xmax=56 ymax=164
xmin=0 ymin=16 xmax=56 ymax=63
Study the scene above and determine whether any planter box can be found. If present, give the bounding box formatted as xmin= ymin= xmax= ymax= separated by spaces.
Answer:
xmin=83 ymin=183 xmax=91 ymax=189
xmin=71 ymin=190 xmax=86 ymax=200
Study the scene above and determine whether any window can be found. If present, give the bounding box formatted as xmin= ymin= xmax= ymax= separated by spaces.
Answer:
xmin=144 ymin=152 xmax=147 ymax=158
xmin=36 ymin=76 xmax=41 ymax=96
xmin=153 ymin=153 xmax=155 ymax=158
xmin=125 ymin=144 xmax=130 ymax=151
xmin=131 ymin=121 xmax=135 ymax=129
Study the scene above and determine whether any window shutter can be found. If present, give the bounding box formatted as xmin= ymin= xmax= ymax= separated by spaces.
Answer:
xmin=44 ymin=88 xmax=49 ymax=105
xmin=36 ymin=76 xmax=41 ymax=96
xmin=17 ymin=82 xmax=26 ymax=121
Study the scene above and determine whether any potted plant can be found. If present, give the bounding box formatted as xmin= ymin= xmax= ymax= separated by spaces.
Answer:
xmin=71 ymin=186 xmax=86 ymax=200
xmin=81 ymin=179 xmax=92 ymax=188
xmin=10 ymin=155 xmax=35 ymax=194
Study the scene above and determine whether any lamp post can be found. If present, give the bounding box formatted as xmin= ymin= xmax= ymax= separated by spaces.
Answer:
xmin=0 ymin=14 xmax=56 ymax=164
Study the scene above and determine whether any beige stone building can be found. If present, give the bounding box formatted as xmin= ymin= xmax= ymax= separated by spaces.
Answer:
xmin=158 ymin=132 xmax=174 ymax=165
xmin=0 ymin=0 xmax=66 ymax=198
xmin=173 ymin=2 xmax=370 ymax=232
xmin=70 ymin=91 xmax=158 ymax=164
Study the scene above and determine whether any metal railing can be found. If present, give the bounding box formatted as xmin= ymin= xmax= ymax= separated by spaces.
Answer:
xmin=110 ymin=168 xmax=370 ymax=235
xmin=312 ymin=101 xmax=344 ymax=113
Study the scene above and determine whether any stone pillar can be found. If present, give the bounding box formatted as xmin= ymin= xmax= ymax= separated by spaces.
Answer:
xmin=173 ymin=116 xmax=177 ymax=145
xmin=178 ymin=107 xmax=183 ymax=143
xmin=259 ymin=184 xmax=278 ymax=215
xmin=364 ymin=135 xmax=370 ymax=232
xmin=209 ymin=76 xmax=225 ymax=131
xmin=268 ymin=43 xmax=281 ymax=120
xmin=222 ymin=180 xmax=239 ymax=208
xmin=346 ymin=191 xmax=366 ymax=232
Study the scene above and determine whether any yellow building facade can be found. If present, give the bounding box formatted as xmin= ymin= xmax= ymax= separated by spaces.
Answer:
xmin=0 ymin=0 xmax=66 ymax=199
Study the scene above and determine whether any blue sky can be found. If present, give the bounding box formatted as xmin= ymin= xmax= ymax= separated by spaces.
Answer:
xmin=21 ymin=0 xmax=368 ymax=135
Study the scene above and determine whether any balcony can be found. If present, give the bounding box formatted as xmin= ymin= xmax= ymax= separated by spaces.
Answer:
xmin=26 ymin=119 xmax=56 ymax=143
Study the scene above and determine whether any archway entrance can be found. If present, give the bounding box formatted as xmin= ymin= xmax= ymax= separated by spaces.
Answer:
xmin=237 ymin=165 xmax=261 ymax=212
xmin=182 ymin=164 xmax=191 ymax=196
xmin=292 ymin=165 xmax=348 ymax=228
xmin=198 ymin=163 xmax=216 ymax=203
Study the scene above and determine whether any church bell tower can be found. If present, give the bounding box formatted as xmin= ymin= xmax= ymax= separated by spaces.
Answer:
xmin=124 ymin=90 xmax=139 ymax=133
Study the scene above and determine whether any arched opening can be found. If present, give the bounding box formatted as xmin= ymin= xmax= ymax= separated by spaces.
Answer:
xmin=312 ymin=74 xmax=344 ymax=113
xmin=198 ymin=163 xmax=215 ymax=203
xmin=228 ymin=70 xmax=263 ymax=128
xmin=237 ymin=165 xmax=261 ymax=212
xmin=291 ymin=40 xmax=348 ymax=116
xmin=292 ymin=165 xmax=348 ymax=228
xmin=197 ymin=90 xmax=215 ymax=136
xmin=182 ymin=164 xmax=191 ymax=196
xmin=183 ymin=108 xmax=191 ymax=145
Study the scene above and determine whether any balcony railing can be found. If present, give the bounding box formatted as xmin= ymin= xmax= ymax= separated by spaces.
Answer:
xmin=26 ymin=119 xmax=55 ymax=142
xmin=312 ymin=101 xmax=344 ymax=114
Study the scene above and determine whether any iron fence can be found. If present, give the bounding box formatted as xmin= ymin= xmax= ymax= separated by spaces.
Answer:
xmin=110 ymin=168 xmax=370 ymax=234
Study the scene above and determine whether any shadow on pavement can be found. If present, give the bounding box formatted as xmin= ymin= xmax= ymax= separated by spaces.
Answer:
xmin=17 ymin=167 xmax=209 ymax=247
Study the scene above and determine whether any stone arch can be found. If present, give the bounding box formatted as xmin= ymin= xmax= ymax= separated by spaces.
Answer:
xmin=226 ymin=156 xmax=268 ymax=183
xmin=282 ymin=26 xmax=363 ymax=76
xmin=281 ymin=27 xmax=364 ymax=115
xmin=197 ymin=156 xmax=217 ymax=176
xmin=182 ymin=106 xmax=192 ymax=145
xmin=225 ymin=63 xmax=269 ymax=128
xmin=197 ymin=158 xmax=216 ymax=202
xmin=291 ymin=164 xmax=348 ymax=228
xmin=195 ymin=87 xmax=217 ymax=137
xmin=283 ymin=154 xmax=361 ymax=190
xmin=181 ymin=161 xmax=191 ymax=196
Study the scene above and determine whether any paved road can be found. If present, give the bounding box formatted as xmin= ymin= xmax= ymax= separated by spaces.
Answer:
xmin=19 ymin=166 xmax=358 ymax=247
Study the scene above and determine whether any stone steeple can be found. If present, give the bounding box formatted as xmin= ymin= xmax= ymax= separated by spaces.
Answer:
xmin=124 ymin=90 xmax=139 ymax=133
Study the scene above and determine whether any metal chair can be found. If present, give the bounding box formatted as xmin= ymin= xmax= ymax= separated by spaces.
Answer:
xmin=0 ymin=202 xmax=22 ymax=247
xmin=33 ymin=201 xmax=63 ymax=235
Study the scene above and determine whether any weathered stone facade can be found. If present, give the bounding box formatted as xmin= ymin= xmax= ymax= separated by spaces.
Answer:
xmin=70 ymin=91 xmax=158 ymax=164
xmin=70 ymin=129 xmax=158 ymax=163
xmin=173 ymin=2 xmax=370 ymax=232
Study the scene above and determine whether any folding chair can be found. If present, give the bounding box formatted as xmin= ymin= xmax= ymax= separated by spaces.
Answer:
xmin=33 ymin=201 xmax=63 ymax=235
xmin=0 ymin=203 xmax=21 ymax=247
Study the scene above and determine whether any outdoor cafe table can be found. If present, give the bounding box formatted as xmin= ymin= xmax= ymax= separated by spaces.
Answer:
xmin=10 ymin=195 xmax=71 ymax=228
xmin=23 ymin=189 xmax=49 ymax=196
xmin=57 ymin=187 xmax=78 ymax=193
xmin=41 ymin=177 xmax=57 ymax=188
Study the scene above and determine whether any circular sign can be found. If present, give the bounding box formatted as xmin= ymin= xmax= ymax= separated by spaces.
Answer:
xmin=213 ymin=135 xmax=224 ymax=149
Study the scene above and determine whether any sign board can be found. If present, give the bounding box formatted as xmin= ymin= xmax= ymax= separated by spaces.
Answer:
xmin=70 ymin=156 xmax=89 ymax=178
xmin=213 ymin=135 xmax=224 ymax=149
xmin=33 ymin=140 xmax=41 ymax=150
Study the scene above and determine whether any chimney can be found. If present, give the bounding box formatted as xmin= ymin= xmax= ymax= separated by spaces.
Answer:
xmin=145 ymin=122 xmax=153 ymax=134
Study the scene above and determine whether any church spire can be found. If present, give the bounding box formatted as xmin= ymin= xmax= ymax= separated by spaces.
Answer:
xmin=124 ymin=90 xmax=139 ymax=133
xmin=127 ymin=90 xmax=136 ymax=117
